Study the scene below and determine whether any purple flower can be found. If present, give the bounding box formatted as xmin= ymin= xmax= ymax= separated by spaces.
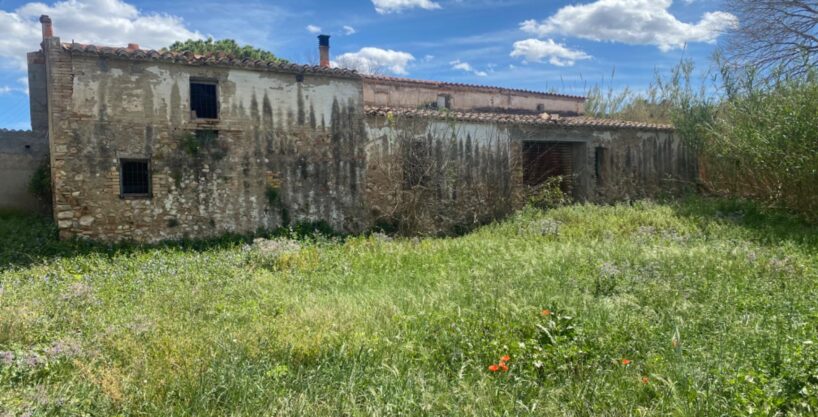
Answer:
xmin=46 ymin=339 xmax=82 ymax=359
xmin=24 ymin=353 xmax=45 ymax=368
xmin=0 ymin=351 xmax=13 ymax=365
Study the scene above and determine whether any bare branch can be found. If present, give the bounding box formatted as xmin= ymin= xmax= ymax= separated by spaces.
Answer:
xmin=723 ymin=0 xmax=818 ymax=78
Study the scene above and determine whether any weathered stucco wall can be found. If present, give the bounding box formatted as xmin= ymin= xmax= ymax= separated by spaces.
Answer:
xmin=365 ymin=116 xmax=524 ymax=234
xmin=584 ymin=128 xmax=697 ymax=202
xmin=363 ymin=78 xmax=585 ymax=116
xmin=0 ymin=130 xmax=48 ymax=213
xmin=511 ymin=125 xmax=696 ymax=202
xmin=39 ymin=37 xmax=694 ymax=242
xmin=45 ymin=39 xmax=367 ymax=242
xmin=363 ymin=116 xmax=696 ymax=234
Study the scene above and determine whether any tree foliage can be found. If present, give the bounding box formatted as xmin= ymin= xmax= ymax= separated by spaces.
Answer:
xmin=164 ymin=38 xmax=287 ymax=63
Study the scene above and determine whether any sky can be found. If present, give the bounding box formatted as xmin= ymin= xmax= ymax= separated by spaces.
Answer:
xmin=0 ymin=0 xmax=738 ymax=129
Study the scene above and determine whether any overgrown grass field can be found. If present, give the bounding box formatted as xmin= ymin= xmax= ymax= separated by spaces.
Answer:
xmin=2 ymin=198 xmax=818 ymax=416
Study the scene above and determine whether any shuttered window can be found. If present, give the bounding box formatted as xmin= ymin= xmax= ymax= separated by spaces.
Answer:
xmin=522 ymin=142 xmax=576 ymax=193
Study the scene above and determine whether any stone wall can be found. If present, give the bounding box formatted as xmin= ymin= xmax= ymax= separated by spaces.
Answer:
xmin=27 ymin=51 xmax=49 ymax=133
xmin=0 ymin=129 xmax=48 ymax=213
xmin=39 ymin=38 xmax=695 ymax=242
xmin=44 ymin=38 xmax=367 ymax=242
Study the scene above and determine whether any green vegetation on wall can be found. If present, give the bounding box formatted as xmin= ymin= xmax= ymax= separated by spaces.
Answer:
xmin=165 ymin=38 xmax=288 ymax=63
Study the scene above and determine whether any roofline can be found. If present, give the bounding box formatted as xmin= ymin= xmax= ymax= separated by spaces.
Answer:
xmin=58 ymin=42 xmax=361 ymax=79
xmin=364 ymin=106 xmax=674 ymax=131
xmin=362 ymin=74 xmax=586 ymax=101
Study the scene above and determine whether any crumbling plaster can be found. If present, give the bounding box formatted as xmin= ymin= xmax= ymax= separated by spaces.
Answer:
xmin=40 ymin=40 xmax=695 ymax=242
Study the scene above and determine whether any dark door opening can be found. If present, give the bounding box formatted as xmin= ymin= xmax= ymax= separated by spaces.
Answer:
xmin=522 ymin=141 xmax=576 ymax=193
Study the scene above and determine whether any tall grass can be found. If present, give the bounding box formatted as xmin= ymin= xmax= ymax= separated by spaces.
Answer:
xmin=702 ymin=68 xmax=818 ymax=221
xmin=2 ymin=199 xmax=818 ymax=416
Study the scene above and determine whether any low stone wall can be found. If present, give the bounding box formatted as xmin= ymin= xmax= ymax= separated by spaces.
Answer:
xmin=0 ymin=129 xmax=49 ymax=213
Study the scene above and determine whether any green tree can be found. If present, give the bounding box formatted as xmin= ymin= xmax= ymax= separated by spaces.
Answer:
xmin=164 ymin=38 xmax=287 ymax=63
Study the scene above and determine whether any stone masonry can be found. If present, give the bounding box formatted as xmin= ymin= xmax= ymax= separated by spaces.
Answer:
xmin=29 ymin=15 xmax=696 ymax=242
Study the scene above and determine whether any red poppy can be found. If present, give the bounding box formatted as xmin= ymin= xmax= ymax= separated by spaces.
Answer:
xmin=541 ymin=309 xmax=552 ymax=316
xmin=641 ymin=376 xmax=649 ymax=384
xmin=621 ymin=359 xmax=631 ymax=365
xmin=488 ymin=364 xmax=499 ymax=372
xmin=500 ymin=355 xmax=510 ymax=363
xmin=499 ymin=363 xmax=509 ymax=372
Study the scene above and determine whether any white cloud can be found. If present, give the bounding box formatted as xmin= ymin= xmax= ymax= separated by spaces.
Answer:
xmin=306 ymin=24 xmax=322 ymax=34
xmin=17 ymin=77 xmax=29 ymax=95
xmin=343 ymin=25 xmax=356 ymax=35
xmin=510 ymin=38 xmax=591 ymax=67
xmin=0 ymin=86 xmax=13 ymax=94
xmin=372 ymin=0 xmax=441 ymax=14
xmin=334 ymin=47 xmax=415 ymax=75
xmin=450 ymin=59 xmax=487 ymax=76
xmin=520 ymin=0 xmax=738 ymax=52
xmin=0 ymin=0 xmax=201 ymax=70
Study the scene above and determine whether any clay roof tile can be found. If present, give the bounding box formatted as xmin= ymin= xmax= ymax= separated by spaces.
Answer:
xmin=61 ymin=42 xmax=359 ymax=78
xmin=363 ymin=106 xmax=674 ymax=131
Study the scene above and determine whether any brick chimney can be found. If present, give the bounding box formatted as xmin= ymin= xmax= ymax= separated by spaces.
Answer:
xmin=39 ymin=15 xmax=53 ymax=40
xmin=318 ymin=35 xmax=330 ymax=68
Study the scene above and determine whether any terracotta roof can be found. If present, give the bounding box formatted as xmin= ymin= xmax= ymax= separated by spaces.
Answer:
xmin=363 ymin=74 xmax=585 ymax=101
xmin=364 ymin=106 xmax=674 ymax=131
xmin=61 ymin=43 xmax=360 ymax=78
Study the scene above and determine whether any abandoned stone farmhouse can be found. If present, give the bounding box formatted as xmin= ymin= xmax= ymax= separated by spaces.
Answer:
xmin=0 ymin=15 xmax=696 ymax=242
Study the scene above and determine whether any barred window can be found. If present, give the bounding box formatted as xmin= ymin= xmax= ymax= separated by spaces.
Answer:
xmin=120 ymin=159 xmax=151 ymax=198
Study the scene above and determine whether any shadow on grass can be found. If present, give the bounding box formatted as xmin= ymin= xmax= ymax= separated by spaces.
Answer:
xmin=670 ymin=196 xmax=818 ymax=249
xmin=0 ymin=212 xmax=344 ymax=271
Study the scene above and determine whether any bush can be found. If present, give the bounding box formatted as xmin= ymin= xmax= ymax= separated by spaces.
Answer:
xmin=527 ymin=176 xmax=569 ymax=209
xmin=699 ymin=70 xmax=818 ymax=222
xmin=586 ymin=58 xmax=818 ymax=223
xmin=28 ymin=159 xmax=51 ymax=207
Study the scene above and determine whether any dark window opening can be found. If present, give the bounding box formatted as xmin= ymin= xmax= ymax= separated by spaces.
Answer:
xmin=436 ymin=94 xmax=451 ymax=110
xmin=522 ymin=142 xmax=575 ymax=193
xmin=595 ymin=146 xmax=607 ymax=186
xmin=536 ymin=103 xmax=546 ymax=112
xmin=120 ymin=159 xmax=151 ymax=198
xmin=190 ymin=81 xmax=218 ymax=119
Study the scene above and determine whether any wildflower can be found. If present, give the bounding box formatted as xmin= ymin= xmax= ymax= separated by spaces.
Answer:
xmin=541 ymin=309 xmax=552 ymax=316
xmin=500 ymin=355 xmax=510 ymax=363
xmin=499 ymin=363 xmax=509 ymax=372
xmin=24 ymin=354 xmax=44 ymax=368
xmin=46 ymin=339 xmax=82 ymax=359
xmin=488 ymin=364 xmax=500 ymax=372
xmin=641 ymin=376 xmax=649 ymax=384
xmin=621 ymin=359 xmax=631 ymax=366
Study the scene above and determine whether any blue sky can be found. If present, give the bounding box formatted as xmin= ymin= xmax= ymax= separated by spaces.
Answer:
xmin=0 ymin=0 xmax=737 ymax=129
